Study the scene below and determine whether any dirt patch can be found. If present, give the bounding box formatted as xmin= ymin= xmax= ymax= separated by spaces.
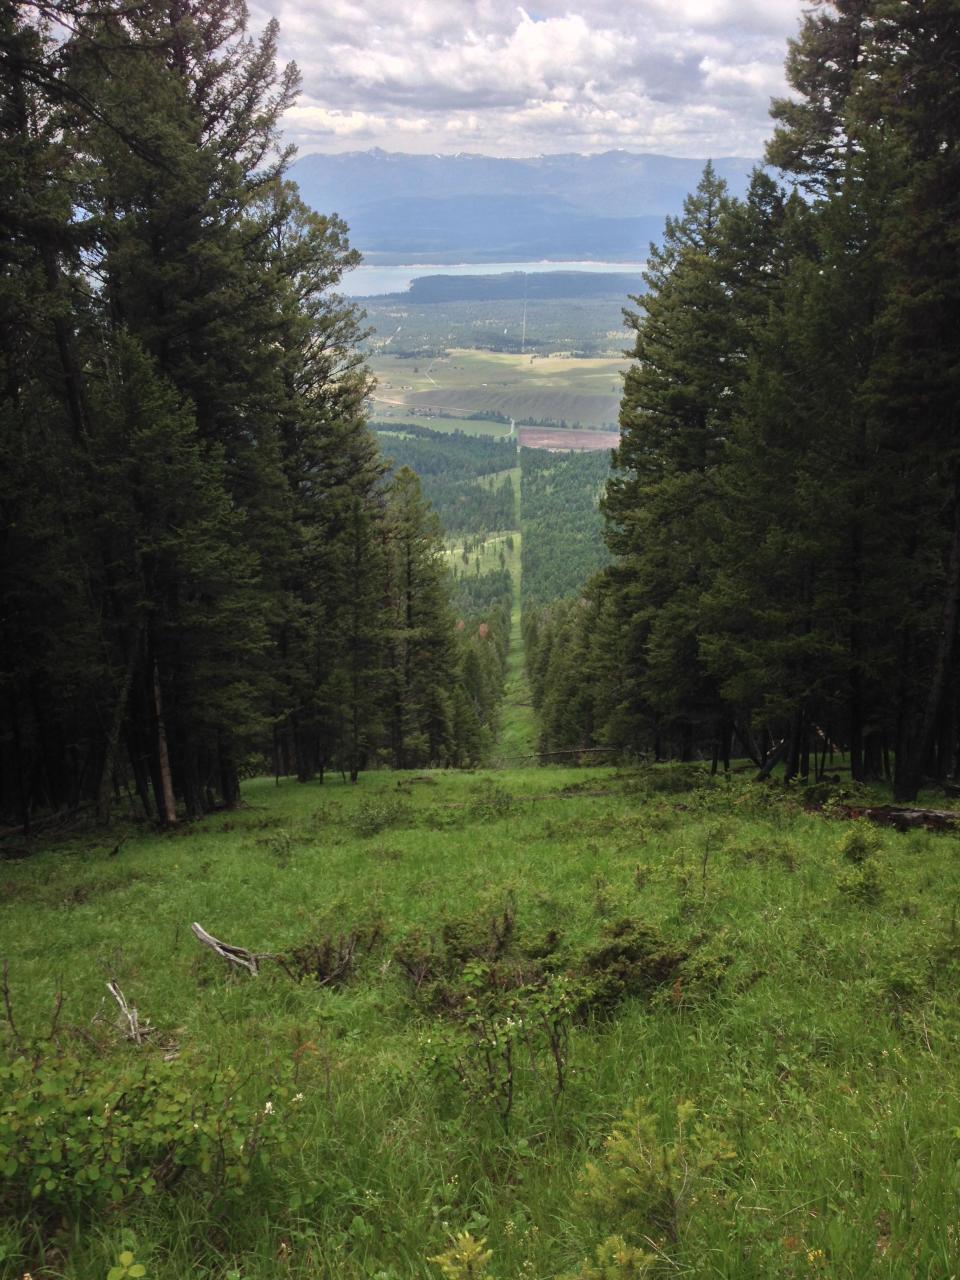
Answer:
xmin=518 ymin=426 xmax=620 ymax=452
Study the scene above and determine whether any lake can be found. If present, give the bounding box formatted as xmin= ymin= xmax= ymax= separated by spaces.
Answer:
xmin=346 ymin=259 xmax=646 ymax=298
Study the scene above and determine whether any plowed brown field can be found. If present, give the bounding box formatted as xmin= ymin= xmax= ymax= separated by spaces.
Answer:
xmin=517 ymin=426 xmax=620 ymax=452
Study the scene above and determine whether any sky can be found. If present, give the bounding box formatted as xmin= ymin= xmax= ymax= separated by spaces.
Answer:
xmin=250 ymin=0 xmax=807 ymax=160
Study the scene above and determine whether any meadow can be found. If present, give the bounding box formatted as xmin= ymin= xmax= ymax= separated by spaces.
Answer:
xmin=371 ymin=415 xmax=513 ymax=440
xmin=369 ymin=352 xmax=628 ymax=430
xmin=3 ymin=765 xmax=960 ymax=1279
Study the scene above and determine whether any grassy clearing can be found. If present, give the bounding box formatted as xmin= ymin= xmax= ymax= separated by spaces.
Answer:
xmin=496 ymin=529 xmax=538 ymax=764
xmin=4 ymin=766 xmax=960 ymax=1279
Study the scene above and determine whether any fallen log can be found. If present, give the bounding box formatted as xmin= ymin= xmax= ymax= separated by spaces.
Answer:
xmin=191 ymin=922 xmax=262 ymax=975
xmin=833 ymin=804 xmax=960 ymax=832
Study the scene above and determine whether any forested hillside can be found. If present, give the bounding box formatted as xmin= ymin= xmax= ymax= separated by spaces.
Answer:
xmin=376 ymin=425 xmax=517 ymax=535
xmin=520 ymin=447 xmax=611 ymax=609
xmin=528 ymin=2 xmax=960 ymax=799
xmin=0 ymin=4 xmax=508 ymax=831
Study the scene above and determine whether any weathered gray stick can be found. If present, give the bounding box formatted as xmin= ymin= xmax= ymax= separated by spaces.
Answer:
xmin=191 ymin=922 xmax=261 ymax=975
xmin=106 ymin=979 xmax=144 ymax=1044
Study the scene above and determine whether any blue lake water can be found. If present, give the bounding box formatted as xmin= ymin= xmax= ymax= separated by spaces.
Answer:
xmin=346 ymin=259 xmax=645 ymax=297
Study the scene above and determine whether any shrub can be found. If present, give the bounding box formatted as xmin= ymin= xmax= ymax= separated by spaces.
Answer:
xmin=837 ymin=860 xmax=885 ymax=904
xmin=0 ymin=1049 xmax=293 ymax=1218
xmin=576 ymin=919 xmax=686 ymax=1015
xmin=429 ymin=1232 xmax=493 ymax=1279
xmin=350 ymin=796 xmax=411 ymax=837
xmin=559 ymin=1236 xmax=657 ymax=1279
xmin=838 ymin=821 xmax=882 ymax=864
xmin=578 ymin=1098 xmax=735 ymax=1247
xmin=468 ymin=782 xmax=516 ymax=821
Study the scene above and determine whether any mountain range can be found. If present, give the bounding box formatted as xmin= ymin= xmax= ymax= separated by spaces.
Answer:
xmin=290 ymin=149 xmax=761 ymax=264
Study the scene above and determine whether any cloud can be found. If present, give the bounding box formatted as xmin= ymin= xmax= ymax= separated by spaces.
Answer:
xmin=251 ymin=0 xmax=803 ymax=158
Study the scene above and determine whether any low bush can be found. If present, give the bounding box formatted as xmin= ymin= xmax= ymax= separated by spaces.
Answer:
xmin=0 ymin=1049 xmax=293 ymax=1219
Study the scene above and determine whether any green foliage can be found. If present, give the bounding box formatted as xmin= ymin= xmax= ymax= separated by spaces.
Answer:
xmin=429 ymin=1232 xmax=494 ymax=1279
xmin=107 ymin=1248 xmax=147 ymax=1280
xmin=838 ymin=821 xmax=883 ymax=864
xmin=350 ymin=796 xmax=412 ymax=837
xmin=578 ymin=920 xmax=686 ymax=1014
xmin=522 ymin=0 xmax=960 ymax=800
xmin=467 ymin=782 xmax=517 ymax=821
xmin=837 ymin=859 xmax=886 ymax=905
xmin=3 ymin=768 xmax=960 ymax=1277
xmin=578 ymin=1098 xmax=735 ymax=1246
xmin=558 ymin=1236 xmax=656 ymax=1280
xmin=521 ymin=447 xmax=611 ymax=609
xmin=424 ymin=970 xmax=577 ymax=1124
xmin=0 ymin=1051 xmax=292 ymax=1217
xmin=377 ymin=427 xmax=516 ymax=536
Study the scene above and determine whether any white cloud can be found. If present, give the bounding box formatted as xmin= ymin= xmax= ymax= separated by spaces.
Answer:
xmin=251 ymin=0 xmax=805 ymax=157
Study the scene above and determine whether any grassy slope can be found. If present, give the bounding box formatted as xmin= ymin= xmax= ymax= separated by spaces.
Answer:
xmin=3 ymin=769 xmax=960 ymax=1279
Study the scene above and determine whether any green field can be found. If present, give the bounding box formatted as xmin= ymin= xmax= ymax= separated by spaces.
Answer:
xmin=3 ymin=768 xmax=960 ymax=1278
xmin=370 ymin=350 xmax=628 ymax=429
xmin=372 ymin=414 xmax=513 ymax=439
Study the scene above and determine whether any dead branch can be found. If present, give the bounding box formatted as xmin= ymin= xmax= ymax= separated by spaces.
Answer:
xmin=106 ymin=979 xmax=147 ymax=1045
xmin=191 ymin=922 xmax=261 ymax=976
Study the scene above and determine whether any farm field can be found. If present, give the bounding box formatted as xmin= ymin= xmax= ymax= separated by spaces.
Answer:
xmin=517 ymin=426 xmax=619 ymax=452
xmin=371 ymin=414 xmax=513 ymax=439
xmin=3 ymin=767 xmax=960 ymax=1278
xmin=369 ymin=350 xmax=628 ymax=429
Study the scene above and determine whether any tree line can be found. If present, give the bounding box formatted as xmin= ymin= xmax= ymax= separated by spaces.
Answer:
xmin=526 ymin=0 xmax=960 ymax=801
xmin=0 ymin=2 xmax=505 ymax=831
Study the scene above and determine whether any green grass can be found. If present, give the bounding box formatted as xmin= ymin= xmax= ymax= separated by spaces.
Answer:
xmin=371 ymin=414 xmax=513 ymax=438
xmin=497 ymin=527 xmax=538 ymax=764
xmin=6 ymin=772 xmax=960 ymax=1276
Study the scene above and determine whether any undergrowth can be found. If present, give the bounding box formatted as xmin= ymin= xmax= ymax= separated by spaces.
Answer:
xmin=1 ymin=764 xmax=960 ymax=1278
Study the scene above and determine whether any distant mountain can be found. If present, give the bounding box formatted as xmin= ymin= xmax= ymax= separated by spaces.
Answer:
xmin=358 ymin=270 xmax=642 ymax=304
xmin=290 ymin=149 xmax=760 ymax=264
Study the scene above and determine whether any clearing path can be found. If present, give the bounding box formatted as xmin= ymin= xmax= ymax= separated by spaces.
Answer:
xmin=494 ymin=470 xmax=538 ymax=763
xmin=496 ymin=539 xmax=538 ymax=762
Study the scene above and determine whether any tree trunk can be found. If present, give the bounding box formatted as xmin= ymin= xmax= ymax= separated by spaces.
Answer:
xmin=96 ymin=629 xmax=141 ymax=824
xmin=7 ymin=694 xmax=30 ymax=838
xmin=895 ymin=481 xmax=960 ymax=802
xmin=152 ymin=660 xmax=177 ymax=826
xmin=784 ymin=707 xmax=805 ymax=782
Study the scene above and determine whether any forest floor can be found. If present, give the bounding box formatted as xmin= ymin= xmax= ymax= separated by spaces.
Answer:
xmin=3 ymin=765 xmax=960 ymax=1279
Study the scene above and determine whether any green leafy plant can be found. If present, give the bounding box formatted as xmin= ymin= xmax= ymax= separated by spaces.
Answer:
xmin=107 ymin=1248 xmax=146 ymax=1280
xmin=837 ymin=859 xmax=885 ymax=904
xmin=468 ymin=782 xmax=516 ymax=820
xmin=350 ymin=796 xmax=411 ymax=837
xmin=423 ymin=968 xmax=576 ymax=1125
xmin=838 ymin=821 xmax=882 ymax=864
xmin=576 ymin=919 xmax=686 ymax=1015
xmin=0 ymin=1049 xmax=294 ymax=1216
xmin=429 ymin=1231 xmax=494 ymax=1278
xmin=558 ymin=1235 xmax=656 ymax=1279
xmin=579 ymin=1098 xmax=735 ymax=1246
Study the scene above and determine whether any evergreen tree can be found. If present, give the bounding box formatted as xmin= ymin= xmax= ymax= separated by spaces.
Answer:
xmin=383 ymin=468 xmax=456 ymax=769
